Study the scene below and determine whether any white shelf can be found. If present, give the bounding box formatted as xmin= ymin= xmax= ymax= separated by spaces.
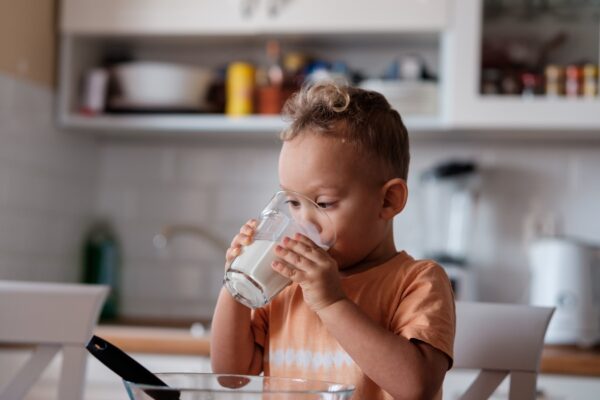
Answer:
xmin=452 ymin=96 xmax=600 ymax=130
xmin=60 ymin=113 xmax=446 ymax=139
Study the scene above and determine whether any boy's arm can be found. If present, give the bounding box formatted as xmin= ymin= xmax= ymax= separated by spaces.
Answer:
xmin=210 ymin=287 xmax=263 ymax=374
xmin=316 ymin=299 xmax=449 ymax=400
xmin=211 ymin=219 xmax=263 ymax=375
xmin=272 ymin=234 xmax=450 ymax=399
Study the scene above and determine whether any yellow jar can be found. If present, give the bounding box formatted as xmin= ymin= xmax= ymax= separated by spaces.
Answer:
xmin=226 ymin=62 xmax=255 ymax=116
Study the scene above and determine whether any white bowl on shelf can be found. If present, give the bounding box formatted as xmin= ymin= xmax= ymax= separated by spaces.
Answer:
xmin=111 ymin=61 xmax=214 ymax=111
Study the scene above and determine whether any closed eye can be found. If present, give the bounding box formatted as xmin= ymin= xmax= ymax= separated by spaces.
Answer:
xmin=317 ymin=202 xmax=335 ymax=209
xmin=285 ymin=200 xmax=301 ymax=207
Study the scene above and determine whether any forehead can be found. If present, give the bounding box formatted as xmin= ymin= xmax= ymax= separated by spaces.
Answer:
xmin=278 ymin=133 xmax=374 ymax=192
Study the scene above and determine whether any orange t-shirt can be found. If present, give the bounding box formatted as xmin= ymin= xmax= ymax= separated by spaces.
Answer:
xmin=251 ymin=251 xmax=456 ymax=400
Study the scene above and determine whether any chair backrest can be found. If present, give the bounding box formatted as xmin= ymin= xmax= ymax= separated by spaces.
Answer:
xmin=453 ymin=301 xmax=555 ymax=400
xmin=0 ymin=280 xmax=108 ymax=400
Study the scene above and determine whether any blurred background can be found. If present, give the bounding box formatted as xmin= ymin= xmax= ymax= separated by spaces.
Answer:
xmin=1 ymin=0 xmax=600 ymax=398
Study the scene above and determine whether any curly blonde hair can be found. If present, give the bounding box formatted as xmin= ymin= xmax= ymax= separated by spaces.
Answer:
xmin=280 ymin=82 xmax=410 ymax=181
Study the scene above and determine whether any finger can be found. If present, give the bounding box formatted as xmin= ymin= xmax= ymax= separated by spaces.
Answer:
xmin=293 ymin=233 xmax=331 ymax=255
xmin=225 ymin=245 xmax=242 ymax=262
xmin=271 ymin=259 xmax=306 ymax=282
xmin=231 ymin=233 xmax=253 ymax=248
xmin=240 ymin=222 xmax=256 ymax=236
xmin=274 ymin=243 xmax=314 ymax=272
xmin=282 ymin=235 xmax=325 ymax=264
xmin=244 ymin=219 xmax=258 ymax=231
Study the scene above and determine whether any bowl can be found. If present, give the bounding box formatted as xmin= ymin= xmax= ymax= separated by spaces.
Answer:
xmin=123 ymin=373 xmax=355 ymax=399
xmin=111 ymin=61 xmax=214 ymax=110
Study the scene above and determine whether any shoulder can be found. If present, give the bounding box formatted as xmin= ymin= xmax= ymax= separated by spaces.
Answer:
xmin=379 ymin=252 xmax=450 ymax=285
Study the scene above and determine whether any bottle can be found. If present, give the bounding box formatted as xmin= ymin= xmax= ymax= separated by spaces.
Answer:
xmin=565 ymin=64 xmax=583 ymax=98
xmin=225 ymin=62 xmax=255 ymax=116
xmin=544 ymin=64 xmax=565 ymax=97
xmin=256 ymin=40 xmax=286 ymax=114
xmin=265 ymin=39 xmax=284 ymax=86
xmin=82 ymin=221 xmax=120 ymax=320
xmin=583 ymin=64 xmax=598 ymax=98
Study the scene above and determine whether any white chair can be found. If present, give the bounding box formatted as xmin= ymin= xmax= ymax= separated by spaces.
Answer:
xmin=454 ymin=301 xmax=555 ymax=400
xmin=0 ymin=281 xmax=108 ymax=400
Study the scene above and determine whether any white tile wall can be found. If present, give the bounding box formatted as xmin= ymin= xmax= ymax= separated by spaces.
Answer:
xmin=3 ymin=69 xmax=600 ymax=320
xmin=399 ymin=139 xmax=600 ymax=303
xmin=94 ymin=140 xmax=281 ymax=320
xmin=0 ymin=72 xmax=98 ymax=283
xmin=93 ymin=134 xmax=600 ymax=319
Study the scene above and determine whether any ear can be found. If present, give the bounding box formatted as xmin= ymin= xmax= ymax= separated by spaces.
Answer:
xmin=379 ymin=178 xmax=408 ymax=220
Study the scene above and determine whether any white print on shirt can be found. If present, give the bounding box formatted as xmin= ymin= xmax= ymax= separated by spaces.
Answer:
xmin=270 ymin=348 xmax=354 ymax=370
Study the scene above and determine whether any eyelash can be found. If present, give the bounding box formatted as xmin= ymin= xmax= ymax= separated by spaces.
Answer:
xmin=285 ymin=200 xmax=334 ymax=209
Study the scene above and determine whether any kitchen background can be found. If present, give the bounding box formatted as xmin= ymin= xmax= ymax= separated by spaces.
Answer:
xmin=3 ymin=1 xmax=600 ymax=399
xmin=1 ymin=0 xmax=600 ymax=323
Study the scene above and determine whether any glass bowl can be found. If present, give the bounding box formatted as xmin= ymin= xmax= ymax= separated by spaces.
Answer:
xmin=124 ymin=373 xmax=355 ymax=399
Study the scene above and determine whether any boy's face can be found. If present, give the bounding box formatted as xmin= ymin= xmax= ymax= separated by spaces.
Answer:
xmin=278 ymin=132 xmax=389 ymax=270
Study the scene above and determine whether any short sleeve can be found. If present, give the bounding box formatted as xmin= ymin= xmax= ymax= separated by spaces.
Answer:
xmin=391 ymin=261 xmax=456 ymax=365
xmin=251 ymin=305 xmax=269 ymax=349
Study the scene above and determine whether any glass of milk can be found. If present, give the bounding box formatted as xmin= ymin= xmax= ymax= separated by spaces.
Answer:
xmin=224 ymin=190 xmax=336 ymax=309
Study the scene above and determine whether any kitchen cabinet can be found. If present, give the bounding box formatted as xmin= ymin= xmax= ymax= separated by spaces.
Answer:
xmin=58 ymin=0 xmax=445 ymax=138
xmin=60 ymin=0 xmax=449 ymax=35
xmin=254 ymin=0 xmax=449 ymax=34
xmin=58 ymin=0 xmax=600 ymax=139
xmin=60 ymin=0 xmax=258 ymax=35
xmin=442 ymin=0 xmax=600 ymax=130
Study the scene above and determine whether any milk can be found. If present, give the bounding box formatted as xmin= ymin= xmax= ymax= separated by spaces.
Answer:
xmin=229 ymin=239 xmax=290 ymax=294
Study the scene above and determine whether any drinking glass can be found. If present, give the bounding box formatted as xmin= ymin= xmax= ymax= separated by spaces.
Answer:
xmin=224 ymin=190 xmax=336 ymax=309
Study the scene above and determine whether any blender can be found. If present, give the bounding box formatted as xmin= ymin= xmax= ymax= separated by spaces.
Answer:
xmin=420 ymin=160 xmax=480 ymax=300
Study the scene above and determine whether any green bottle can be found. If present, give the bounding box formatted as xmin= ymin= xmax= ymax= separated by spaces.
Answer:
xmin=82 ymin=220 xmax=120 ymax=320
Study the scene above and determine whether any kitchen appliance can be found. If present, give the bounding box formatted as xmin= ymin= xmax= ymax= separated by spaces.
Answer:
xmin=87 ymin=336 xmax=355 ymax=399
xmin=420 ymin=160 xmax=480 ymax=300
xmin=528 ymin=236 xmax=600 ymax=347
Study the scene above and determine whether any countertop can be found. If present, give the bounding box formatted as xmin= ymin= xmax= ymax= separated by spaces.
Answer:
xmin=94 ymin=325 xmax=600 ymax=377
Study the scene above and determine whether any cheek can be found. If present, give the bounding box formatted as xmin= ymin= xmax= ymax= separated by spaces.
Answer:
xmin=332 ymin=203 xmax=379 ymax=242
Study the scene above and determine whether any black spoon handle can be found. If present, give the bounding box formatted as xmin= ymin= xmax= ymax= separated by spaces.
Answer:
xmin=86 ymin=335 xmax=180 ymax=400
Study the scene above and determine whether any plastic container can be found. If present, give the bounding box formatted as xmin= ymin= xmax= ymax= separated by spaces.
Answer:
xmin=124 ymin=373 xmax=355 ymax=399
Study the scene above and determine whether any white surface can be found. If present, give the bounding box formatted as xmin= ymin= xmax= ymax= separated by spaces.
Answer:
xmin=0 ymin=281 xmax=108 ymax=344
xmin=453 ymin=302 xmax=554 ymax=399
xmin=444 ymin=370 xmax=600 ymax=400
xmin=0 ymin=281 xmax=108 ymax=400
xmin=60 ymin=0 xmax=449 ymax=35
xmin=61 ymin=113 xmax=445 ymax=137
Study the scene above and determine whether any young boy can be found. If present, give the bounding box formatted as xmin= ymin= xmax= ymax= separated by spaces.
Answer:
xmin=211 ymin=83 xmax=455 ymax=399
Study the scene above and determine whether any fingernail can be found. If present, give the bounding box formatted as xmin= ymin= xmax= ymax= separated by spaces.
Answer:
xmin=275 ymin=245 xmax=283 ymax=251
xmin=283 ymin=236 xmax=290 ymax=243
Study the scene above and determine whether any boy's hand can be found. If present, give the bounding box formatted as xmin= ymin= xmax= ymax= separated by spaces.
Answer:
xmin=272 ymin=233 xmax=346 ymax=312
xmin=225 ymin=219 xmax=258 ymax=271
